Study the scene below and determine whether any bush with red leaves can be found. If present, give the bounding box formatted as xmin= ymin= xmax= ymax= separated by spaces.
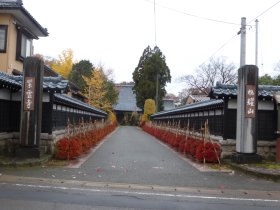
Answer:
xmin=142 ymin=124 xmax=221 ymax=163
xmin=55 ymin=137 xmax=82 ymax=160
xmin=195 ymin=142 xmax=221 ymax=163
xmin=54 ymin=123 xmax=117 ymax=160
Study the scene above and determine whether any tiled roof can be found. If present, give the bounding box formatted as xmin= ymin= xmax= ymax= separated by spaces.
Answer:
xmin=151 ymin=99 xmax=224 ymax=118
xmin=113 ymin=84 xmax=142 ymax=112
xmin=0 ymin=0 xmax=48 ymax=37
xmin=53 ymin=93 xmax=107 ymax=117
xmin=13 ymin=75 xmax=69 ymax=93
xmin=0 ymin=71 xmax=69 ymax=92
xmin=0 ymin=0 xmax=22 ymax=7
xmin=189 ymin=94 xmax=210 ymax=102
xmin=0 ymin=71 xmax=106 ymax=117
xmin=210 ymin=83 xmax=280 ymax=99
xmin=0 ymin=71 xmax=21 ymax=90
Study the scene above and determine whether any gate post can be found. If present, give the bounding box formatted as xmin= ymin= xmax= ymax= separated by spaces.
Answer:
xmin=16 ymin=57 xmax=44 ymax=158
xmin=232 ymin=65 xmax=262 ymax=163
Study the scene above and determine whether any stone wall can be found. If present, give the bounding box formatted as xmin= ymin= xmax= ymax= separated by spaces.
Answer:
xmin=216 ymin=139 xmax=276 ymax=160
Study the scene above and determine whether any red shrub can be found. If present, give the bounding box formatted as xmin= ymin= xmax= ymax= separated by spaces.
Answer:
xmin=195 ymin=142 xmax=221 ymax=163
xmin=55 ymin=137 xmax=82 ymax=160
xmin=54 ymin=123 xmax=117 ymax=160
xmin=189 ymin=139 xmax=202 ymax=157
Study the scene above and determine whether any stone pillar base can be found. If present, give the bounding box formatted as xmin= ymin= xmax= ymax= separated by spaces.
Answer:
xmin=232 ymin=153 xmax=262 ymax=164
xmin=16 ymin=147 xmax=42 ymax=158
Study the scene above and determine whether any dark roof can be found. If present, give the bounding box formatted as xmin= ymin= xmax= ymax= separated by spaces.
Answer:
xmin=151 ymin=99 xmax=224 ymax=118
xmin=44 ymin=65 xmax=59 ymax=77
xmin=0 ymin=0 xmax=22 ymax=7
xmin=113 ymin=84 xmax=142 ymax=112
xmin=0 ymin=71 xmax=21 ymax=91
xmin=209 ymin=83 xmax=280 ymax=99
xmin=0 ymin=71 xmax=69 ymax=92
xmin=53 ymin=93 xmax=107 ymax=117
xmin=0 ymin=71 xmax=106 ymax=117
xmin=0 ymin=0 xmax=48 ymax=37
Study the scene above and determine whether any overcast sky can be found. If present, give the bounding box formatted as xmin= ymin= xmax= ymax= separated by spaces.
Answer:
xmin=23 ymin=0 xmax=280 ymax=95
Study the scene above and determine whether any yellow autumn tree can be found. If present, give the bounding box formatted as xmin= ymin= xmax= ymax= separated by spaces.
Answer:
xmin=51 ymin=48 xmax=74 ymax=79
xmin=140 ymin=99 xmax=156 ymax=125
xmin=144 ymin=99 xmax=156 ymax=116
xmin=83 ymin=68 xmax=112 ymax=112
xmin=108 ymin=111 xmax=117 ymax=124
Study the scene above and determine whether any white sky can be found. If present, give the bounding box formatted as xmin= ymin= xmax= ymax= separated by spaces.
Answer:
xmin=23 ymin=0 xmax=280 ymax=95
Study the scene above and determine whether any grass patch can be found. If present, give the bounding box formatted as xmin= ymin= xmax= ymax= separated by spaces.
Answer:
xmin=208 ymin=163 xmax=231 ymax=170
xmin=252 ymin=162 xmax=280 ymax=169
xmin=44 ymin=159 xmax=69 ymax=167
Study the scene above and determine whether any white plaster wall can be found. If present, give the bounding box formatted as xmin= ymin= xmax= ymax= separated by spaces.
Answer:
xmin=227 ymin=99 xmax=237 ymax=109
xmin=258 ymin=100 xmax=274 ymax=110
xmin=42 ymin=93 xmax=50 ymax=102
xmin=227 ymin=98 xmax=274 ymax=110
xmin=0 ymin=89 xmax=11 ymax=100
xmin=11 ymin=92 xmax=50 ymax=102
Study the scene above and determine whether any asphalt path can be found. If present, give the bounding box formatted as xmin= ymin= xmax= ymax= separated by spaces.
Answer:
xmin=1 ymin=126 xmax=280 ymax=209
xmin=1 ymin=126 xmax=280 ymax=191
xmin=0 ymin=182 xmax=279 ymax=210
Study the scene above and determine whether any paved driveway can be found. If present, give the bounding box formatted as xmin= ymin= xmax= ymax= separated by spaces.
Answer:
xmin=1 ymin=126 xmax=280 ymax=191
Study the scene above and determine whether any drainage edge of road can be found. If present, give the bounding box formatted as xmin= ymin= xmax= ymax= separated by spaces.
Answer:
xmin=225 ymin=161 xmax=280 ymax=182
xmin=0 ymin=155 xmax=52 ymax=167
xmin=0 ymin=174 xmax=279 ymax=201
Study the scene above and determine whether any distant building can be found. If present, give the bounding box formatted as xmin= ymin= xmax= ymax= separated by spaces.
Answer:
xmin=185 ymin=94 xmax=210 ymax=104
xmin=113 ymin=84 xmax=142 ymax=124
xmin=162 ymin=98 xmax=175 ymax=111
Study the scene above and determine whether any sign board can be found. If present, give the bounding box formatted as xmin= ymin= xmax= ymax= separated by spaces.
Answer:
xmin=245 ymin=85 xmax=256 ymax=118
xmin=23 ymin=77 xmax=35 ymax=111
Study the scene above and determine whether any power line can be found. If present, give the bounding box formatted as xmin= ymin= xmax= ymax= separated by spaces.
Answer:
xmin=248 ymin=0 xmax=280 ymax=24
xmin=198 ymin=0 xmax=280 ymax=69
xmin=199 ymin=34 xmax=239 ymax=66
xmin=143 ymin=0 xmax=239 ymax=26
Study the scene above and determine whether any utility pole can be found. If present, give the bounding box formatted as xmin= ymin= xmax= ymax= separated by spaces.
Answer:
xmin=240 ymin=17 xmax=246 ymax=67
xmin=154 ymin=0 xmax=159 ymax=112
xmin=155 ymin=73 xmax=159 ymax=112
xmin=255 ymin=19 xmax=259 ymax=66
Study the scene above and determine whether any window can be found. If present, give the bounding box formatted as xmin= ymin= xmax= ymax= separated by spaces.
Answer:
xmin=21 ymin=34 xmax=32 ymax=58
xmin=16 ymin=29 xmax=33 ymax=61
xmin=0 ymin=25 xmax=8 ymax=53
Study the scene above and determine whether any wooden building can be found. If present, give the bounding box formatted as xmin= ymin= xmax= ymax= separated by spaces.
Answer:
xmin=0 ymin=0 xmax=107 ymax=155
xmin=113 ymin=84 xmax=141 ymax=125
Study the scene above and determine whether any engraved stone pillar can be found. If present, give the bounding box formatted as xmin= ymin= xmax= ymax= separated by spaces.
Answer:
xmin=233 ymin=65 xmax=262 ymax=163
xmin=16 ymin=57 xmax=44 ymax=158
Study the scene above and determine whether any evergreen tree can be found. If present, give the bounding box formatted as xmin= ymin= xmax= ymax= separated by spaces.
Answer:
xmin=258 ymin=74 xmax=274 ymax=85
xmin=68 ymin=60 xmax=94 ymax=93
xmin=132 ymin=46 xmax=171 ymax=111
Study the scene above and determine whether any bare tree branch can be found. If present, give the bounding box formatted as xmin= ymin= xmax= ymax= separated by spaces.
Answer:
xmin=179 ymin=57 xmax=237 ymax=94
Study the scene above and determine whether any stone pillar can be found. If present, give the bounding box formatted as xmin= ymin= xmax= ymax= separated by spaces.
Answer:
xmin=16 ymin=57 xmax=44 ymax=158
xmin=232 ymin=65 xmax=262 ymax=163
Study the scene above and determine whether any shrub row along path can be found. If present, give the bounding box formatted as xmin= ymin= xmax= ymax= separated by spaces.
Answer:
xmin=1 ymin=126 xmax=280 ymax=192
